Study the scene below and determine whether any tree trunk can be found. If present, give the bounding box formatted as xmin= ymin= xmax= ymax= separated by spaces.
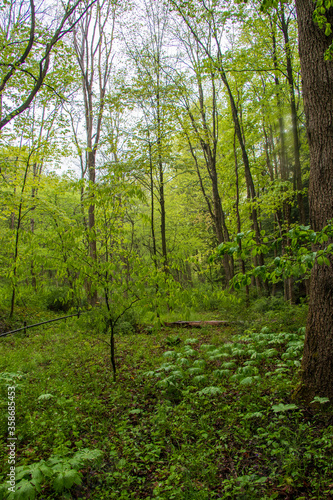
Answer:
xmin=295 ymin=0 xmax=333 ymax=402
xmin=87 ymin=150 xmax=97 ymax=306
xmin=217 ymin=62 xmax=264 ymax=281
xmin=272 ymin=27 xmax=294 ymax=302
xmin=184 ymin=70 xmax=233 ymax=285
xmin=148 ymin=141 xmax=158 ymax=266
xmin=234 ymin=133 xmax=249 ymax=300
xmin=156 ymin=58 xmax=168 ymax=272
xmin=280 ymin=4 xmax=306 ymax=224
xmin=271 ymin=28 xmax=288 ymax=182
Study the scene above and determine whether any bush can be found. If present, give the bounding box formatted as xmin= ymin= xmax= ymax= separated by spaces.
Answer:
xmin=45 ymin=286 xmax=73 ymax=312
xmin=77 ymin=306 xmax=140 ymax=335
xmin=115 ymin=309 xmax=140 ymax=335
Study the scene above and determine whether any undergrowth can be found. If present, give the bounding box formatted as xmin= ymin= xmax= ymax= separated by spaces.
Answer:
xmin=0 ymin=299 xmax=331 ymax=499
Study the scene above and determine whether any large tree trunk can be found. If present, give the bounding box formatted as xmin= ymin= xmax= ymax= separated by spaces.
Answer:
xmin=295 ymin=0 xmax=333 ymax=402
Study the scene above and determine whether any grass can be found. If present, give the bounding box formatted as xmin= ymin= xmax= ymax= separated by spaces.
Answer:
xmin=0 ymin=302 xmax=332 ymax=499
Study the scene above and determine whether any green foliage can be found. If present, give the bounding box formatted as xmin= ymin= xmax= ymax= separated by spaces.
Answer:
xmin=312 ymin=0 xmax=333 ymax=59
xmin=115 ymin=309 xmax=140 ymax=335
xmin=0 ymin=0 xmax=331 ymax=497
xmin=216 ymin=224 xmax=333 ymax=291
xmin=0 ymin=314 xmax=332 ymax=499
xmin=165 ymin=335 xmax=182 ymax=346
xmin=0 ymin=449 xmax=103 ymax=499
xmin=144 ymin=325 xmax=307 ymax=400
xmin=45 ymin=286 xmax=73 ymax=313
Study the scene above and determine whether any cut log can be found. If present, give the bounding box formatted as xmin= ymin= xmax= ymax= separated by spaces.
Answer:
xmin=163 ymin=320 xmax=237 ymax=328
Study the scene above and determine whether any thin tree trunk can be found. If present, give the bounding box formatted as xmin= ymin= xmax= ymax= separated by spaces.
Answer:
xmin=148 ymin=142 xmax=158 ymax=265
xmin=192 ymin=70 xmax=233 ymax=283
xmin=272 ymin=26 xmax=293 ymax=302
xmin=263 ymin=123 xmax=274 ymax=181
xmin=216 ymin=62 xmax=263 ymax=277
xmin=10 ymin=157 xmax=31 ymax=317
xmin=280 ymin=4 xmax=306 ymax=224
xmin=156 ymin=60 xmax=168 ymax=272
xmin=234 ymin=133 xmax=249 ymax=301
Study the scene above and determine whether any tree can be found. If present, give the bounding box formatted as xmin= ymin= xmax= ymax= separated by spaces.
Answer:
xmin=0 ymin=0 xmax=97 ymax=130
xmin=169 ymin=0 xmax=271 ymax=290
xmin=70 ymin=0 xmax=119 ymax=304
xmin=173 ymin=34 xmax=234 ymax=284
xmin=124 ymin=0 xmax=176 ymax=272
xmin=294 ymin=0 xmax=333 ymax=402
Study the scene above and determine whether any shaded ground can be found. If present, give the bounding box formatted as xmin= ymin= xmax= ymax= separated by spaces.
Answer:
xmin=0 ymin=316 xmax=332 ymax=499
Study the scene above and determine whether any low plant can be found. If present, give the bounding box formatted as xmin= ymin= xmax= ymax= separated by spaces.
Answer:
xmin=45 ymin=286 xmax=73 ymax=313
xmin=0 ymin=448 xmax=103 ymax=500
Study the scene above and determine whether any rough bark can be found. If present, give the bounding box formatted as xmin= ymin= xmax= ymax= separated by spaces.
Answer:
xmin=295 ymin=0 xmax=333 ymax=401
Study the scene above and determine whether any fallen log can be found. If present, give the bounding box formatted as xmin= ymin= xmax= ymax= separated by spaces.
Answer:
xmin=163 ymin=320 xmax=237 ymax=328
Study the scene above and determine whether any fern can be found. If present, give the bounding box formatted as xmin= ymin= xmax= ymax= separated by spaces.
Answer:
xmin=198 ymin=386 xmax=222 ymax=396
xmin=221 ymin=361 xmax=237 ymax=369
xmin=213 ymin=369 xmax=231 ymax=379
xmin=193 ymin=359 xmax=206 ymax=368
xmin=162 ymin=351 xmax=176 ymax=358
xmin=177 ymin=357 xmax=190 ymax=366
xmin=187 ymin=367 xmax=204 ymax=375
xmin=193 ymin=375 xmax=208 ymax=384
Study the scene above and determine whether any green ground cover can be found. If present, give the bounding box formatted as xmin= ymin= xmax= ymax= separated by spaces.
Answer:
xmin=0 ymin=303 xmax=332 ymax=499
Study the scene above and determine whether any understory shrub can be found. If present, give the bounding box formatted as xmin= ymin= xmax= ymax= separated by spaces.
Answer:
xmin=0 ymin=448 xmax=103 ymax=499
xmin=45 ymin=287 xmax=73 ymax=313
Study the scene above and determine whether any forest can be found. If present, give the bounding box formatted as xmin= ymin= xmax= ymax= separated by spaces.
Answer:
xmin=1 ymin=0 xmax=333 ymax=498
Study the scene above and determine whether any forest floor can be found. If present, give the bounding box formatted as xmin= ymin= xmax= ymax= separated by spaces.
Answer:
xmin=0 ymin=305 xmax=333 ymax=499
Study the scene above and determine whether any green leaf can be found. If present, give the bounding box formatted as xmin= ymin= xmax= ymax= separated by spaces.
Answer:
xmin=53 ymin=469 xmax=82 ymax=492
xmin=244 ymin=411 xmax=263 ymax=419
xmin=193 ymin=375 xmax=208 ymax=384
xmin=162 ymin=351 xmax=176 ymax=358
xmin=188 ymin=367 xmax=204 ymax=375
xmin=183 ymin=348 xmax=196 ymax=356
xmin=239 ymin=377 xmax=254 ymax=386
xmin=272 ymin=403 xmax=298 ymax=413
xmin=193 ymin=359 xmax=206 ymax=368
xmin=310 ymin=396 xmax=330 ymax=404
xmin=38 ymin=393 xmax=54 ymax=401
xmin=198 ymin=386 xmax=222 ymax=396
xmin=178 ymin=357 xmax=190 ymax=366
xmin=213 ymin=369 xmax=231 ymax=378
xmin=12 ymin=479 xmax=36 ymax=499
xmin=184 ymin=338 xmax=198 ymax=344
xmin=221 ymin=361 xmax=237 ymax=369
